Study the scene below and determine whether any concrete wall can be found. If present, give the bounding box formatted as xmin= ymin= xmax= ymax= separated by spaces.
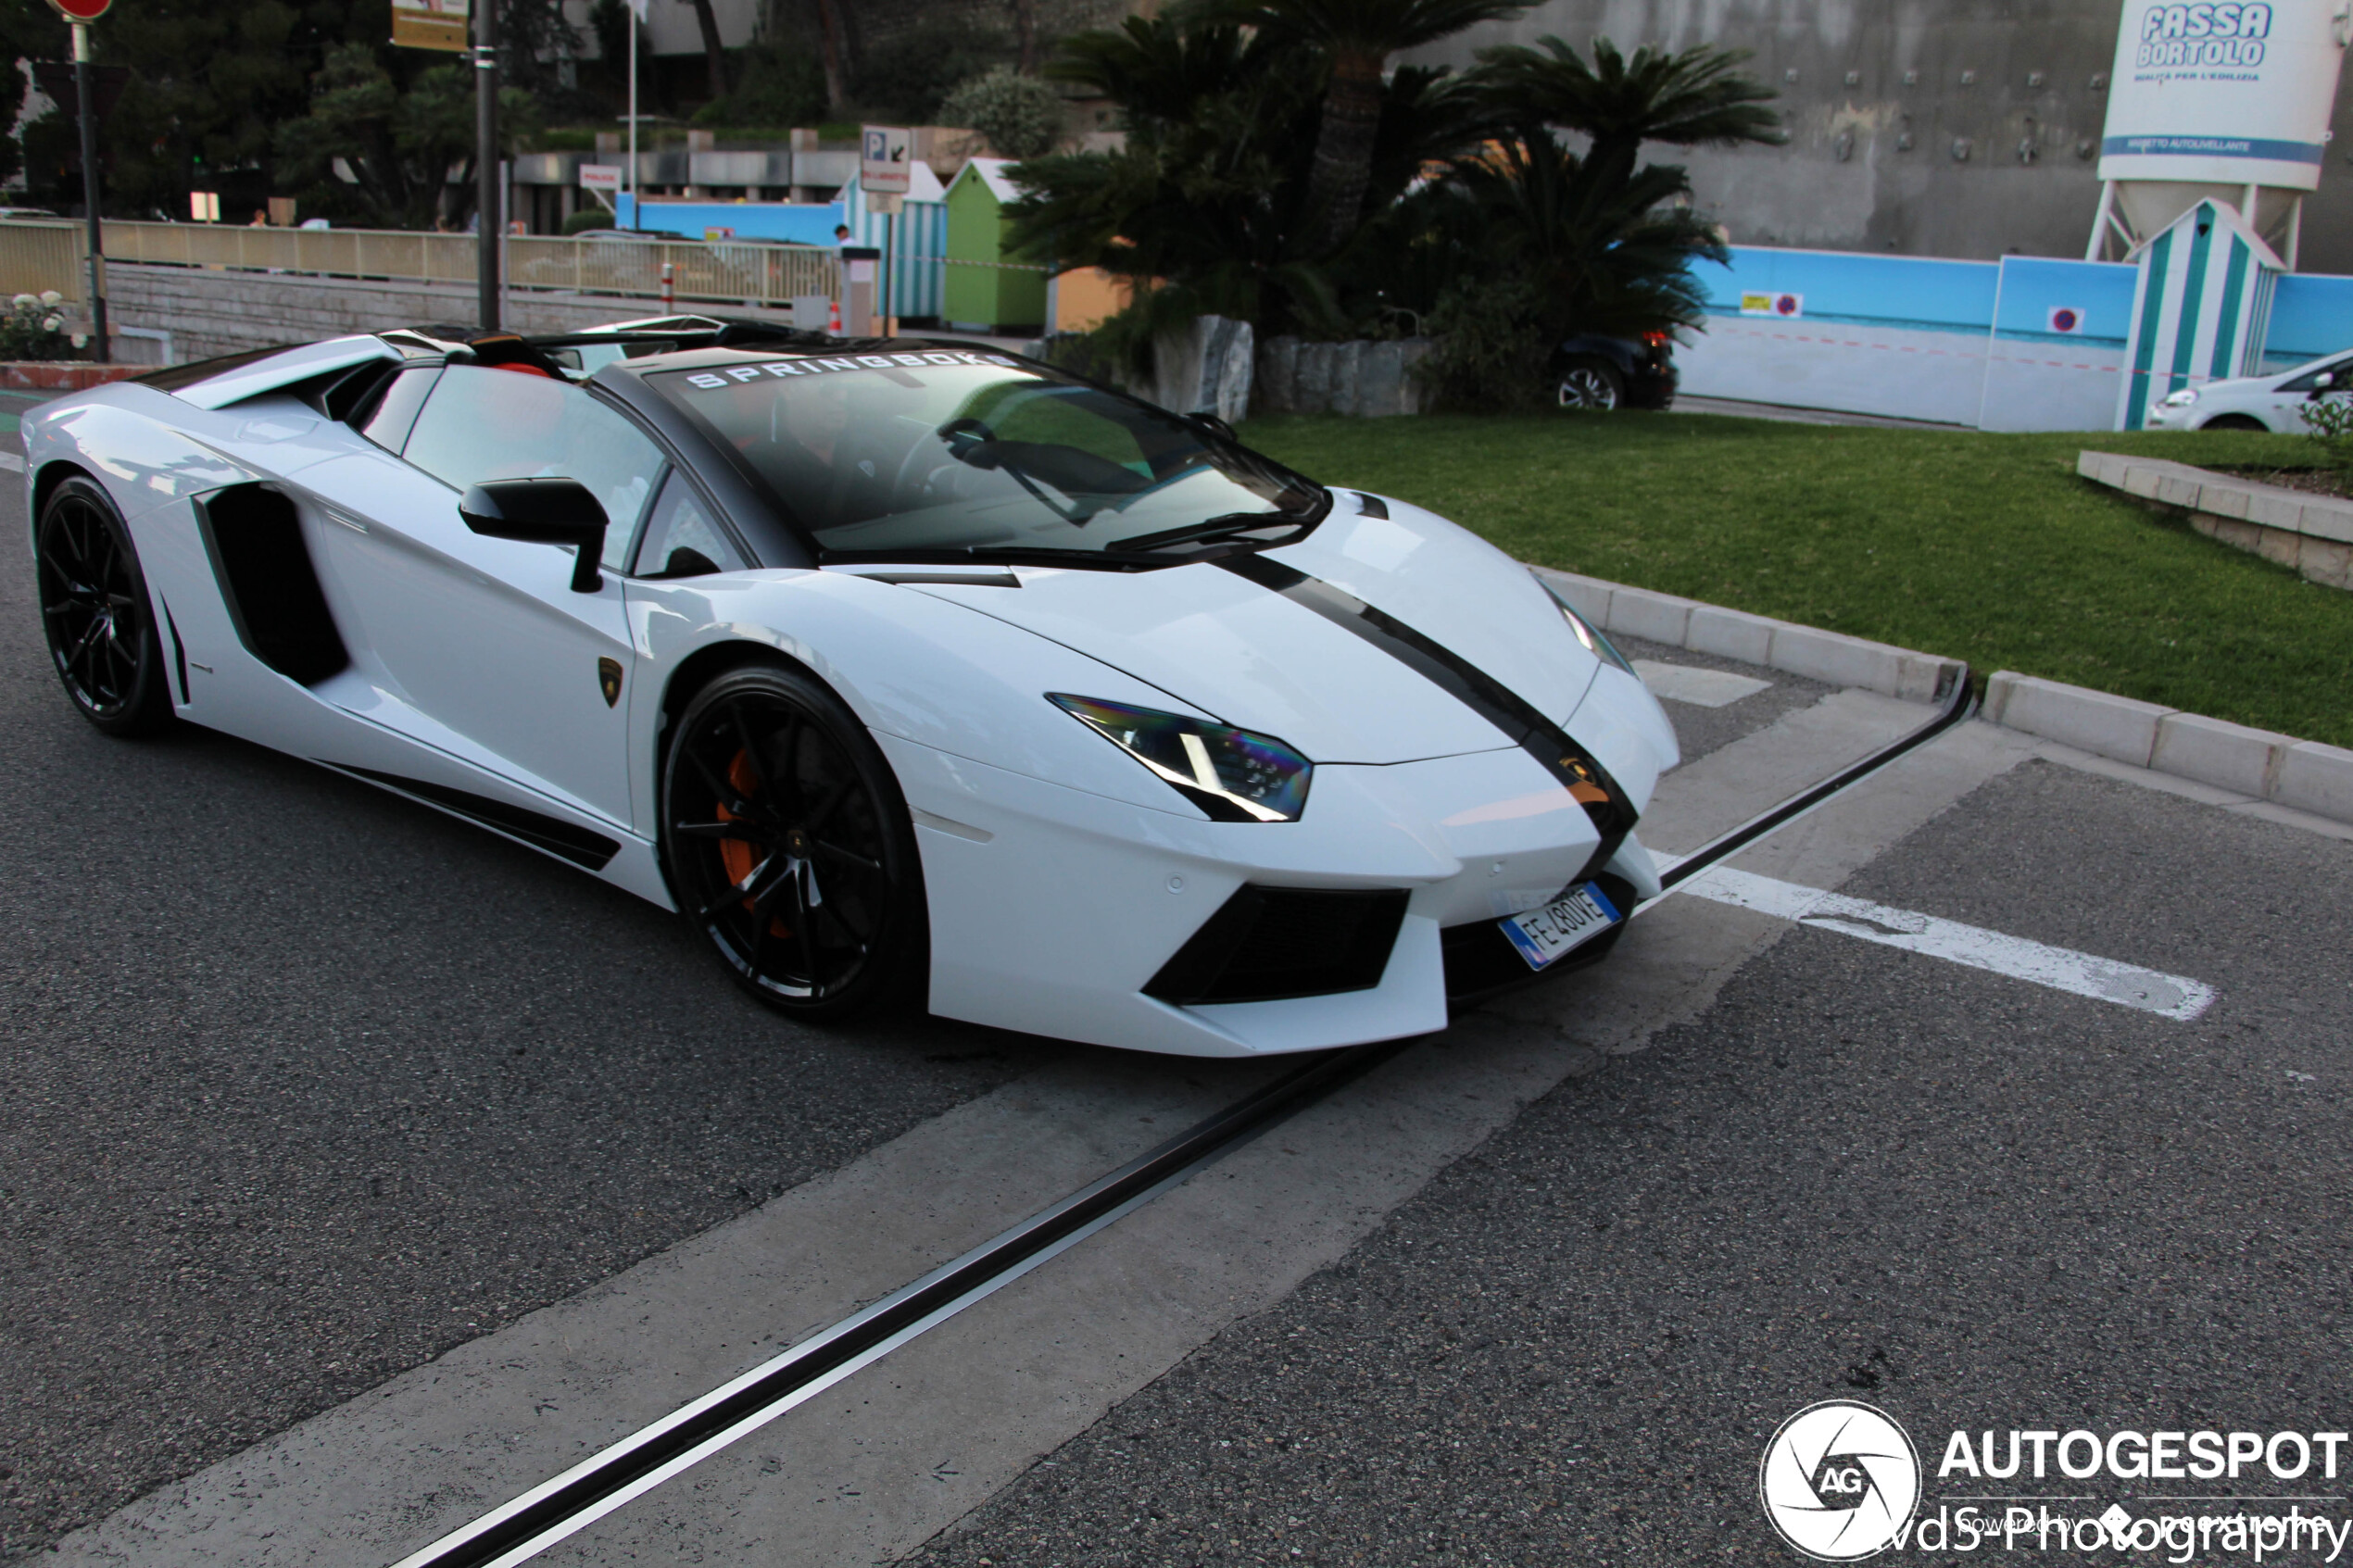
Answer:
xmin=97 ymin=264 xmax=798 ymax=363
xmin=1403 ymin=0 xmax=2353 ymax=275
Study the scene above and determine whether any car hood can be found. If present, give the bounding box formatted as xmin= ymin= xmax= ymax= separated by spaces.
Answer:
xmin=894 ymin=495 xmax=1603 ymax=765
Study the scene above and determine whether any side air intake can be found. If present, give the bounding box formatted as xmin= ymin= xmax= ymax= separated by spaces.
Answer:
xmin=1144 ymin=886 xmax=1408 ymax=1006
xmin=192 ymin=483 xmax=350 ymax=686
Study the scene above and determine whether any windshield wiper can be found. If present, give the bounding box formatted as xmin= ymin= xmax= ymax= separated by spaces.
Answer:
xmin=937 ymin=418 xmax=1098 ymax=525
xmin=1106 ymin=511 xmax=1309 ymax=555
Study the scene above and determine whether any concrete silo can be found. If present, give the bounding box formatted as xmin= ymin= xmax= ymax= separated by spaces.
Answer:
xmin=2089 ymin=0 xmax=2350 ymax=266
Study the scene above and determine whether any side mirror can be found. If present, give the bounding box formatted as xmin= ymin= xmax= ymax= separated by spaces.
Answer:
xmin=459 ymin=479 xmax=610 ymax=593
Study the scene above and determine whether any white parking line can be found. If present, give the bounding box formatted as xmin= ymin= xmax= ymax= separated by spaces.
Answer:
xmin=1630 ymin=659 xmax=1772 ymax=708
xmin=1653 ymin=861 xmax=2218 ymax=1021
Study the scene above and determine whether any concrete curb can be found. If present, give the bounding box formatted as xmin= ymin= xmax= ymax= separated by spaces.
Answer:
xmin=1528 ymin=564 xmax=2353 ymax=827
xmin=2077 ymin=450 xmax=2353 ymax=591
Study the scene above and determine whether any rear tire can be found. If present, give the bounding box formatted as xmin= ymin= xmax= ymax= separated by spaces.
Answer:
xmin=1555 ymin=356 xmax=1625 ymax=412
xmin=34 ymin=475 xmax=172 ymax=736
xmin=661 ymin=662 xmax=927 ymax=1022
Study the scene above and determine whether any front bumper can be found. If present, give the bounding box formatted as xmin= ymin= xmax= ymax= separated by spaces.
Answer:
xmin=880 ymin=732 xmax=1655 ymax=1057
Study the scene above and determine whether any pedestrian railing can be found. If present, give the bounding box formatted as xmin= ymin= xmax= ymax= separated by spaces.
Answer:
xmin=0 ymin=220 xmax=845 ymax=313
xmin=0 ymin=221 xmax=88 ymax=303
xmin=506 ymin=233 xmax=838 ymax=304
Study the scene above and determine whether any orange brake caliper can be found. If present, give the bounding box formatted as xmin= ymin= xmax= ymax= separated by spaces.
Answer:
xmin=716 ymin=750 xmax=792 ymax=938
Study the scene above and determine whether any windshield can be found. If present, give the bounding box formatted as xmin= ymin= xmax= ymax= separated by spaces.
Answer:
xmin=650 ymin=351 xmax=1325 ymax=562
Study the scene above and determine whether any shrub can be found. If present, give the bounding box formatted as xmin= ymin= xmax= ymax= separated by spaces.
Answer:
xmin=694 ymin=42 xmax=827 ymax=129
xmin=939 ymin=69 xmax=1063 ymax=159
xmin=1414 ymin=275 xmax=1551 ymax=411
xmin=0 ymin=292 xmax=74 ymax=361
xmin=2298 ymin=393 xmax=2353 ymax=474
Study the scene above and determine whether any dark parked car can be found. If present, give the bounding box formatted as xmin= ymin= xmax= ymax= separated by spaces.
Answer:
xmin=1549 ymin=331 xmax=1678 ymax=411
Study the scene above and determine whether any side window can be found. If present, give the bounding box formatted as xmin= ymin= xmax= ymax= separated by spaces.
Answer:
xmin=402 ymin=366 xmax=664 ymax=549
xmin=632 ymin=468 xmax=747 ymax=579
xmin=2280 ymin=358 xmax=2353 ymax=393
xmin=358 ymin=365 xmax=440 ymax=454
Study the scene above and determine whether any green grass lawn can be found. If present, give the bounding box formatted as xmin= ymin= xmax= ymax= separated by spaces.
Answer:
xmin=1239 ymin=410 xmax=2353 ymax=750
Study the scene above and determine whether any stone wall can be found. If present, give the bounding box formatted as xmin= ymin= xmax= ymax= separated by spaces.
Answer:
xmin=1253 ymin=337 xmax=1434 ymax=419
xmin=94 ymin=264 xmax=799 ymax=363
xmin=1145 ymin=316 xmax=1253 ymax=423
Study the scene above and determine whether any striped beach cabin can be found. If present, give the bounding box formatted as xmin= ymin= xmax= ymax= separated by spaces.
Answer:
xmin=840 ymin=163 xmax=949 ymax=324
xmin=2116 ymin=199 xmax=2283 ymax=431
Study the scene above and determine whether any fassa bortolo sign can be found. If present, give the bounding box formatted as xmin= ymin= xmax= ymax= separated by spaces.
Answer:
xmin=2098 ymin=0 xmax=2348 ymax=190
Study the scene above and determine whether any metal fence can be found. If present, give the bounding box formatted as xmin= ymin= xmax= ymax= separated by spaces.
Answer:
xmin=0 ymin=221 xmax=87 ymax=303
xmin=103 ymin=220 xmax=478 ymax=284
xmin=506 ymin=234 xmax=837 ymax=303
xmin=11 ymin=220 xmax=843 ymax=310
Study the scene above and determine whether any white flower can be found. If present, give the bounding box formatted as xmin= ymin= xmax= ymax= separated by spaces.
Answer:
xmin=38 ymin=290 xmax=61 ymax=307
xmin=10 ymin=294 xmax=33 ymax=308
xmin=41 ymin=315 xmax=61 ymax=332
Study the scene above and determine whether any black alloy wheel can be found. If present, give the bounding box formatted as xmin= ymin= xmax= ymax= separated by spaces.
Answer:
xmin=35 ymin=475 xmax=171 ymax=735
xmin=1556 ymin=355 xmax=1625 ymax=412
xmin=662 ymin=663 xmax=925 ymax=1021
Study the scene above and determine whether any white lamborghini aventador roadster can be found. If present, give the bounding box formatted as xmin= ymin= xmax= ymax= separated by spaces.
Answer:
xmin=24 ymin=320 xmax=1678 ymax=1056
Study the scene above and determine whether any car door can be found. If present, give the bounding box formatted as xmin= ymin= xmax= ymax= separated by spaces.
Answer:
xmin=296 ymin=363 xmax=663 ymax=827
xmin=2266 ymin=356 xmax=2353 ymax=431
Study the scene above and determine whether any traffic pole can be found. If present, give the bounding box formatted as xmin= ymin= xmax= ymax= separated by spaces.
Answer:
xmin=473 ymin=0 xmax=499 ymax=332
xmin=624 ymin=0 xmax=637 ymax=231
xmin=72 ymin=21 xmax=107 ymax=362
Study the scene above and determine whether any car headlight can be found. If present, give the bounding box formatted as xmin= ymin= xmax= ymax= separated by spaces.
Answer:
xmin=1536 ymin=577 xmax=1634 ymax=675
xmin=1049 ymin=695 xmax=1312 ymax=822
xmin=2161 ymin=388 xmax=2199 ymax=408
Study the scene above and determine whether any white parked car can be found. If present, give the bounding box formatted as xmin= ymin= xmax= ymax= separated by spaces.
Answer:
xmin=24 ymin=321 xmax=1680 ymax=1058
xmin=2144 ymin=349 xmax=2353 ymax=432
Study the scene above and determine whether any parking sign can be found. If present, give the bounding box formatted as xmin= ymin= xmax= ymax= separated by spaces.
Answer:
xmin=862 ymin=126 xmax=912 ymax=195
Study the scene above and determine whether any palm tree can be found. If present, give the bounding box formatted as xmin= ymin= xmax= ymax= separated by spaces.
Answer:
xmin=1208 ymin=0 xmax=1529 ymax=257
xmin=1013 ymin=13 xmax=1499 ymax=361
xmin=1470 ymin=35 xmax=1783 ymax=185
xmin=1452 ymin=132 xmax=1727 ymax=340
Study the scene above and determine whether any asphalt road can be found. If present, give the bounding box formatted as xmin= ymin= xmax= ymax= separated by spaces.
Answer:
xmin=0 ymin=480 xmax=1063 ymax=1560
xmin=9 ymin=431 xmax=2350 ymax=1568
xmin=908 ymin=761 xmax=2353 ymax=1567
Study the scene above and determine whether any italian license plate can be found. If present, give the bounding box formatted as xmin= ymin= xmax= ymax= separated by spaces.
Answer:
xmin=1499 ymin=882 xmax=1624 ymax=972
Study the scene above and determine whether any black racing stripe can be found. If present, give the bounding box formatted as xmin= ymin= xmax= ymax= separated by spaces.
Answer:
xmin=1215 ymin=552 xmax=1638 ymax=847
xmin=326 ymin=763 xmax=622 ymax=870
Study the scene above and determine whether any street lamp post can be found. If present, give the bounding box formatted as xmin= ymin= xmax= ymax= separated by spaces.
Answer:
xmin=45 ymin=0 xmax=112 ymax=362
xmin=474 ymin=0 xmax=499 ymax=332
xmin=72 ymin=23 xmax=107 ymax=361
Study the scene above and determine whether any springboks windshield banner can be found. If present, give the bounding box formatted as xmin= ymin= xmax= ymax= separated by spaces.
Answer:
xmin=2099 ymin=0 xmax=2347 ymax=188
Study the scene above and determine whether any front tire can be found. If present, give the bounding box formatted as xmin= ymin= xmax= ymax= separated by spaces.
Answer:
xmin=661 ymin=663 xmax=926 ymax=1022
xmin=2199 ymin=413 xmax=2266 ymax=432
xmin=34 ymin=475 xmax=172 ymax=735
xmin=1555 ymin=355 xmax=1625 ymax=411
